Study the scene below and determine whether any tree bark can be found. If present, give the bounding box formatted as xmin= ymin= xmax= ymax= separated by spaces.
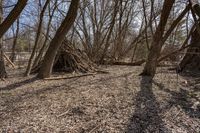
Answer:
xmin=33 ymin=0 xmax=58 ymax=68
xmin=99 ymin=1 xmax=119 ymax=63
xmin=179 ymin=28 xmax=200 ymax=72
xmin=0 ymin=0 xmax=27 ymax=38
xmin=38 ymin=0 xmax=79 ymax=79
xmin=0 ymin=0 xmax=7 ymax=78
xmin=141 ymin=0 xmax=175 ymax=77
xmin=10 ymin=18 xmax=20 ymax=62
xmin=178 ymin=3 xmax=200 ymax=72
xmin=0 ymin=46 xmax=7 ymax=78
xmin=25 ymin=0 xmax=50 ymax=76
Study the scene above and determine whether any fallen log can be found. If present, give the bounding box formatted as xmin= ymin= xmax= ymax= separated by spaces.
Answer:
xmin=111 ymin=59 xmax=145 ymax=66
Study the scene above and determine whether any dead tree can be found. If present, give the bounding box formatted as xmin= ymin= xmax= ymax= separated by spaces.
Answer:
xmin=38 ymin=0 xmax=80 ymax=78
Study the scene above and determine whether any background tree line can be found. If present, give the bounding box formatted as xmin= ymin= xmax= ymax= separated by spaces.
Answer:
xmin=0 ymin=0 xmax=199 ymax=79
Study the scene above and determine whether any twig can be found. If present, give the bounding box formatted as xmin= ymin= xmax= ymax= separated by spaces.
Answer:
xmin=57 ymin=109 xmax=70 ymax=118
xmin=172 ymin=109 xmax=181 ymax=121
xmin=111 ymin=59 xmax=145 ymax=66
xmin=88 ymin=114 xmax=110 ymax=133
xmin=2 ymin=52 xmax=16 ymax=69
xmin=1 ymin=78 xmax=6 ymax=81
xmin=163 ymin=105 xmax=174 ymax=118
xmin=88 ymin=123 xmax=103 ymax=133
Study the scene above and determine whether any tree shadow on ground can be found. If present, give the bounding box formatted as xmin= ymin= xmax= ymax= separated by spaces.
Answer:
xmin=153 ymin=81 xmax=200 ymax=119
xmin=0 ymin=77 xmax=38 ymax=91
xmin=126 ymin=76 xmax=168 ymax=133
xmin=1 ymin=72 xmax=133 ymax=105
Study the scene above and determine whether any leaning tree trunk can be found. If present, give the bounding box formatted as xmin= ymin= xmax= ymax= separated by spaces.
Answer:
xmin=179 ymin=28 xmax=200 ymax=72
xmin=33 ymin=1 xmax=58 ymax=68
xmin=38 ymin=0 xmax=79 ymax=79
xmin=0 ymin=0 xmax=27 ymax=38
xmin=0 ymin=0 xmax=7 ymax=79
xmin=0 ymin=0 xmax=27 ymax=78
xmin=25 ymin=0 xmax=50 ymax=76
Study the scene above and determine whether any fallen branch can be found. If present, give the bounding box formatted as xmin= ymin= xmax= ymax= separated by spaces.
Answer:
xmin=88 ymin=113 xmax=110 ymax=133
xmin=3 ymin=52 xmax=16 ymax=69
xmin=88 ymin=123 xmax=103 ymax=133
xmin=111 ymin=59 xmax=145 ymax=66
xmin=158 ymin=45 xmax=191 ymax=62
xmin=1 ymin=78 xmax=6 ymax=81
xmin=57 ymin=109 xmax=70 ymax=118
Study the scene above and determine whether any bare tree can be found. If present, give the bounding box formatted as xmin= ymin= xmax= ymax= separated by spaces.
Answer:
xmin=141 ymin=0 xmax=175 ymax=77
xmin=25 ymin=0 xmax=51 ymax=76
xmin=179 ymin=2 xmax=200 ymax=72
xmin=0 ymin=0 xmax=28 ymax=38
xmin=10 ymin=17 xmax=20 ymax=62
xmin=38 ymin=0 xmax=80 ymax=78
xmin=33 ymin=0 xmax=58 ymax=68
xmin=0 ymin=0 xmax=7 ymax=79
xmin=0 ymin=0 xmax=27 ymax=78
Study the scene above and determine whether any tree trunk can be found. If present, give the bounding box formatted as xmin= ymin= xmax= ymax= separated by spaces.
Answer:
xmin=99 ymin=1 xmax=119 ymax=63
xmin=179 ymin=29 xmax=200 ymax=72
xmin=38 ymin=0 xmax=79 ymax=79
xmin=0 ymin=0 xmax=27 ymax=38
xmin=141 ymin=0 xmax=175 ymax=77
xmin=0 ymin=40 xmax=7 ymax=78
xmin=0 ymin=50 xmax=7 ymax=78
xmin=0 ymin=0 xmax=27 ymax=78
xmin=0 ymin=0 xmax=7 ymax=78
xmin=25 ymin=0 xmax=50 ymax=76
xmin=10 ymin=18 xmax=20 ymax=62
xmin=178 ymin=3 xmax=200 ymax=72
xmin=33 ymin=0 xmax=58 ymax=68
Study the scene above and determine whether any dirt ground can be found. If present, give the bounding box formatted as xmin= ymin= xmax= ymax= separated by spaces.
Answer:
xmin=0 ymin=66 xmax=200 ymax=133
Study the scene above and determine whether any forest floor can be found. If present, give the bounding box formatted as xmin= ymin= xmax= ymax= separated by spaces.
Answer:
xmin=0 ymin=65 xmax=200 ymax=133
